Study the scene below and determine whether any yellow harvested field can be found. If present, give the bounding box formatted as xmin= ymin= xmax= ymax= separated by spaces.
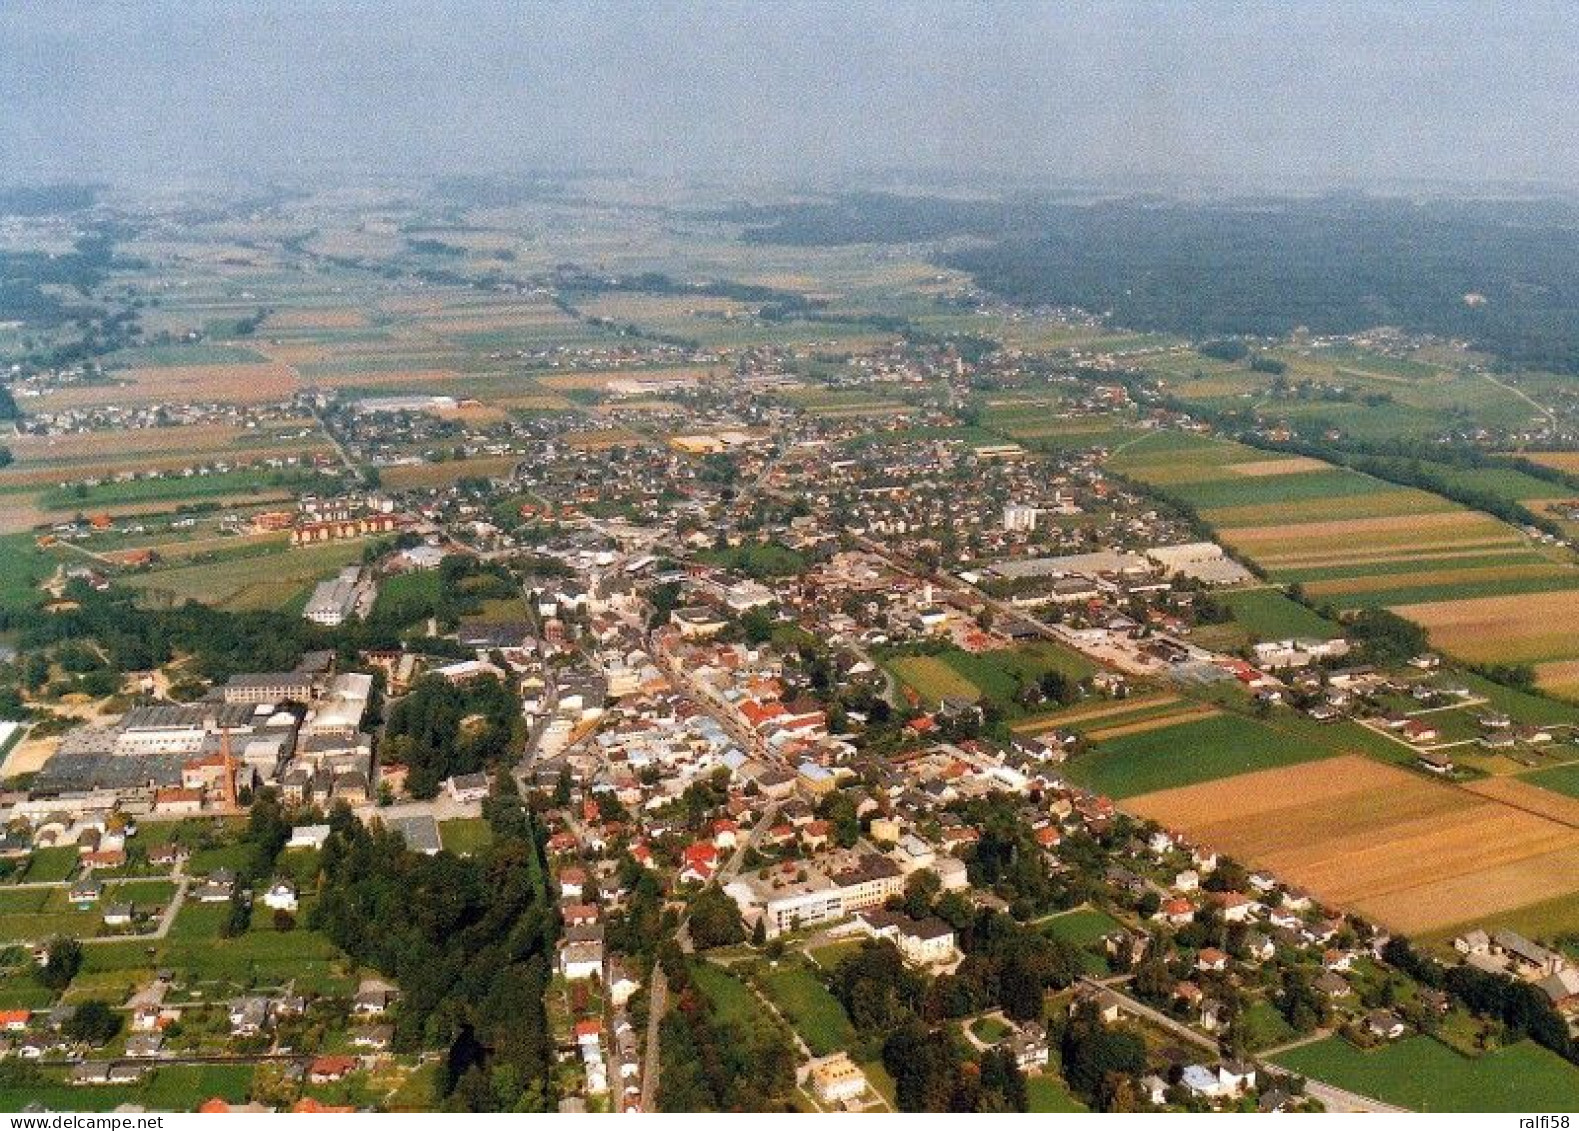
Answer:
xmin=302 ymin=367 xmax=465 ymax=389
xmin=1394 ymin=590 xmax=1579 ymax=664
xmin=1223 ymin=511 xmax=1521 ymax=563
xmin=1127 ymin=756 xmax=1579 ymax=934
xmin=1536 ymin=660 xmax=1579 ymax=700
xmin=1267 ymin=544 xmax=1536 ymax=570
xmin=1204 ymin=490 xmax=1459 ymax=528
xmin=1082 ymin=706 xmax=1222 ymax=742
xmin=1 ymin=423 xmax=329 ymax=488
xmin=434 ymin=403 xmax=509 ymax=424
xmin=493 ymin=393 xmax=574 ymax=411
xmin=9 ymin=424 xmax=258 ymax=461
xmin=538 ymin=367 xmax=714 ymax=391
xmin=1225 ymin=457 xmax=1331 ymax=477
xmin=379 ymin=456 xmax=519 ymax=490
xmin=257 ymin=342 xmax=333 ymax=365
xmin=36 ymin=362 xmax=298 ymax=408
xmin=1462 ymin=777 xmax=1579 ymax=827
xmin=1011 ymin=694 xmax=1181 ymax=733
xmin=1527 ymin=452 xmax=1579 ymax=475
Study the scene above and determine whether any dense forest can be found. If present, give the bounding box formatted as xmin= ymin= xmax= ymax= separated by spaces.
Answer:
xmin=738 ymin=193 xmax=1579 ymax=373
xmin=381 ymin=673 xmax=523 ymax=798
xmin=310 ymin=788 xmax=557 ymax=1111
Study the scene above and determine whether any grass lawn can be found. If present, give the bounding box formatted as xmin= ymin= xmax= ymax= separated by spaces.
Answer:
xmin=694 ymin=540 xmax=807 ymax=579
xmin=693 ymin=961 xmax=763 ymax=1030
xmin=39 ymin=468 xmax=318 ymax=511
xmin=887 ymin=655 xmax=981 ymax=704
xmin=1421 ymin=889 xmax=1579 ymax=949
xmin=438 ymin=818 xmax=493 ymax=856
xmin=1523 ymin=764 xmax=1579 ymax=801
xmin=1064 ymin=711 xmax=1339 ymax=799
xmin=1275 ymin=1036 xmax=1579 ymax=1112
xmin=970 ymin=1015 xmax=1011 ymax=1044
xmin=1239 ymin=999 xmax=1298 ymax=1050
xmin=0 ymin=533 xmax=50 ymax=612
xmin=19 ymin=846 xmax=79 ymax=883
xmin=1026 ymin=1073 xmax=1087 ymax=1112
xmin=808 ymin=940 xmax=863 ymax=970
xmin=0 ymin=978 xmax=57 ymax=1010
xmin=1036 ymin=907 xmax=1122 ymax=974
xmin=757 ymin=959 xmax=856 ymax=1056
xmin=943 ymin=641 xmax=1097 ymax=702
xmin=128 ymin=539 xmax=366 ymax=611
xmin=889 ymin=641 xmax=1095 ymax=712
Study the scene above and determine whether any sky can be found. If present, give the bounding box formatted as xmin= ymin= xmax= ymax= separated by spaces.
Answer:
xmin=2 ymin=0 xmax=1577 ymax=192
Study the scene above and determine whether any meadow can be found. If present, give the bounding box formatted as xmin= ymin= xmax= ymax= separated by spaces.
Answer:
xmin=1274 ymin=1036 xmax=1579 ymax=1112
xmin=1062 ymin=711 xmax=1341 ymax=799
xmin=756 ymin=958 xmax=857 ymax=1057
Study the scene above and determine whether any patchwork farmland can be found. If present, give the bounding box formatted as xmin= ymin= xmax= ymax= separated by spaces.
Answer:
xmin=1108 ymin=429 xmax=1579 ymax=697
xmin=1126 ymin=756 xmax=1579 ymax=937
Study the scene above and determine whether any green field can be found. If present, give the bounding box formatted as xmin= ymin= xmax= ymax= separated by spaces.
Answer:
xmin=438 ymin=818 xmax=493 ymax=856
xmin=1026 ymin=1073 xmax=1088 ymax=1112
xmin=1275 ymin=1036 xmax=1579 ymax=1112
xmin=757 ymin=960 xmax=856 ymax=1057
xmin=128 ymin=539 xmax=367 ymax=611
xmin=970 ymin=1014 xmax=1011 ymax=1043
xmin=694 ymin=961 xmax=764 ymax=1030
xmin=80 ymin=898 xmax=352 ymax=996
xmin=887 ymin=654 xmax=981 ymax=704
xmin=0 ymin=533 xmax=51 ymax=611
xmin=0 ymin=1063 xmax=254 ymax=1113
xmin=18 ymin=846 xmax=79 ymax=883
xmin=888 ymin=642 xmax=1095 ymax=712
xmin=1037 ymin=907 xmax=1123 ymax=975
xmin=694 ymin=540 xmax=807 ymax=579
xmin=1063 ymin=711 xmax=1339 ymax=799
xmin=39 ymin=468 xmax=323 ymax=511
xmin=1522 ymin=763 xmax=1579 ymax=801
xmin=1220 ymin=589 xmax=1342 ymax=641
xmin=1239 ymin=1000 xmax=1298 ymax=1051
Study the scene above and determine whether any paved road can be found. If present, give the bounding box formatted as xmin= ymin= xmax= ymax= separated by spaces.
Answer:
xmin=1300 ymin=1079 xmax=1409 ymax=1115
xmin=637 ymin=966 xmax=667 ymax=1112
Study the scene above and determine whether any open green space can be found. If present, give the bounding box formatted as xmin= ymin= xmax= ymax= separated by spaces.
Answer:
xmin=1026 ymin=1073 xmax=1088 ymax=1112
xmin=0 ymin=1062 xmax=254 ymax=1113
xmin=1036 ymin=906 xmax=1123 ymax=974
xmin=1063 ymin=711 xmax=1341 ymax=799
xmin=693 ymin=961 xmax=763 ymax=1030
xmin=756 ymin=959 xmax=856 ymax=1057
xmin=18 ymin=846 xmax=79 ymax=883
xmin=1274 ymin=1036 xmax=1579 ymax=1112
xmin=438 ymin=818 xmax=493 ymax=856
xmin=1220 ymin=589 xmax=1342 ymax=641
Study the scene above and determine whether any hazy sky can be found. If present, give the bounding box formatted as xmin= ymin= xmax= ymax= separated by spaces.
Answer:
xmin=3 ymin=0 xmax=1577 ymax=191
